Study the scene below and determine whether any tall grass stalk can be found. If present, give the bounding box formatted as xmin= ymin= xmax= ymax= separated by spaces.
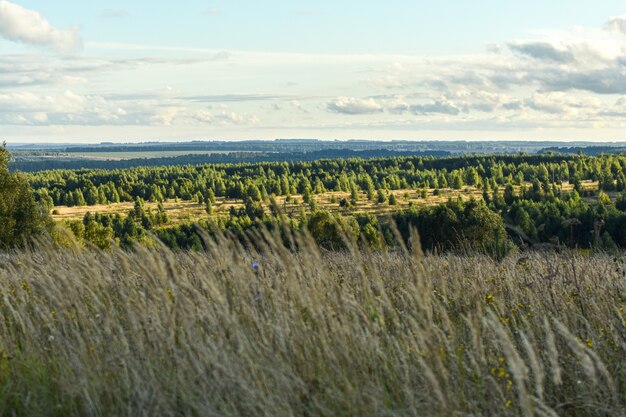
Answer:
xmin=0 ymin=230 xmax=624 ymax=416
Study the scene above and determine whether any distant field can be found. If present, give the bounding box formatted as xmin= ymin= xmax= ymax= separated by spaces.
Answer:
xmin=49 ymin=187 xmax=498 ymax=224
xmin=51 ymin=188 xmax=479 ymax=223
xmin=50 ymin=180 xmax=601 ymax=224
xmin=65 ymin=150 xmax=239 ymax=160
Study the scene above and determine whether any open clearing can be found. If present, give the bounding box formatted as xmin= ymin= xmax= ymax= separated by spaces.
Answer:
xmin=52 ymin=187 xmax=483 ymax=224
xmin=51 ymin=180 xmax=600 ymax=225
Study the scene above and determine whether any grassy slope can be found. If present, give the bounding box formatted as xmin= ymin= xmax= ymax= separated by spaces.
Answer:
xmin=0 ymin=230 xmax=624 ymax=416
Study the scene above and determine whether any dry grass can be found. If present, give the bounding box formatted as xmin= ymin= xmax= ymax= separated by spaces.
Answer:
xmin=50 ymin=180 xmax=602 ymax=225
xmin=50 ymin=187 xmax=486 ymax=224
xmin=0 ymin=230 xmax=624 ymax=416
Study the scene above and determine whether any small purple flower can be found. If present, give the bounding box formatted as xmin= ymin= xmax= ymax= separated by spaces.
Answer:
xmin=251 ymin=262 xmax=259 ymax=271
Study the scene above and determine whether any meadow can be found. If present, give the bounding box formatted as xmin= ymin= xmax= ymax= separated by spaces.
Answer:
xmin=50 ymin=187 xmax=485 ymax=224
xmin=49 ymin=179 xmax=602 ymax=226
xmin=0 ymin=229 xmax=624 ymax=417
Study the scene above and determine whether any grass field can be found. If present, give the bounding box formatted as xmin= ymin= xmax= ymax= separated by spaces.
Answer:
xmin=0 ymin=230 xmax=624 ymax=416
xmin=51 ymin=187 xmax=483 ymax=224
xmin=50 ymin=181 xmax=601 ymax=225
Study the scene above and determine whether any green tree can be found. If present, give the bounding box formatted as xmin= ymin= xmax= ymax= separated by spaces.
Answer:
xmin=303 ymin=187 xmax=312 ymax=205
xmin=73 ymin=189 xmax=86 ymax=206
xmin=206 ymin=189 xmax=216 ymax=204
xmin=377 ymin=189 xmax=387 ymax=204
xmin=0 ymin=146 xmax=50 ymax=248
xmin=307 ymin=211 xmax=359 ymax=249
xmin=83 ymin=218 xmax=114 ymax=250
xmin=246 ymin=184 xmax=262 ymax=202
xmin=504 ymin=184 xmax=516 ymax=205
xmin=350 ymin=183 xmax=359 ymax=204
xmin=451 ymin=172 xmax=464 ymax=190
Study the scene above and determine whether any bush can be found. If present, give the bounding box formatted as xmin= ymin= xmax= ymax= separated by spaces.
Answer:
xmin=307 ymin=210 xmax=359 ymax=249
xmin=394 ymin=198 xmax=511 ymax=258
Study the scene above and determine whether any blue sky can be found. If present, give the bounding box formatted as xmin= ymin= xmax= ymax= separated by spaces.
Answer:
xmin=2 ymin=1 xmax=626 ymax=142
xmin=13 ymin=1 xmax=626 ymax=54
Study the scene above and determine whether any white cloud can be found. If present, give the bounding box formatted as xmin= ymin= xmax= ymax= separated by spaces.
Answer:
xmin=290 ymin=100 xmax=308 ymax=113
xmin=6 ymin=12 xmax=626 ymax=140
xmin=327 ymin=97 xmax=383 ymax=115
xmin=508 ymin=41 xmax=575 ymax=63
xmin=0 ymin=90 xmax=84 ymax=112
xmin=0 ymin=90 xmax=183 ymax=126
xmin=383 ymin=97 xmax=410 ymax=114
xmin=219 ymin=111 xmax=260 ymax=125
xmin=189 ymin=110 xmax=259 ymax=126
xmin=368 ymin=75 xmax=406 ymax=89
xmin=206 ymin=7 xmax=221 ymax=16
xmin=410 ymin=100 xmax=465 ymax=116
xmin=607 ymin=14 xmax=626 ymax=34
xmin=151 ymin=108 xmax=179 ymax=126
xmin=522 ymin=92 xmax=602 ymax=117
xmin=0 ymin=0 xmax=81 ymax=52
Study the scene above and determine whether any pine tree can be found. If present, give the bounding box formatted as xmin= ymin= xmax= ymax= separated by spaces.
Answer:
xmin=377 ymin=189 xmax=387 ymax=204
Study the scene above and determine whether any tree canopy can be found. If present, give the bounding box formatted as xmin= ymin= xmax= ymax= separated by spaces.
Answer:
xmin=0 ymin=145 xmax=50 ymax=248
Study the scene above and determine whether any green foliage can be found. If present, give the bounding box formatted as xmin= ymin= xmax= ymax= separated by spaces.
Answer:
xmin=246 ymin=184 xmax=262 ymax=202
xmin=83 ymin=217 xmax=114 ymax=250
xmin=504 ymin=184 xmax=516 ymax=205
xmin=306 ymin=210 xmax=359 ymax=249
xmin=0 ymin=146 xmax=50 ymax=248
xmin=22 ymin=151 xmax=626 ymax=253
xmin=598 ymin=191 xmax=612 ymax=205
xmin=395 ymin=198 xmax=511 ymax=258
xmin=376 ymin=188 xmax=387 ymax=204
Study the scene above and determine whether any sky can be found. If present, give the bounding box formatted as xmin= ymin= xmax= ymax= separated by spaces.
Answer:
xmin=2 ymin=1 xmax=626 ymax=143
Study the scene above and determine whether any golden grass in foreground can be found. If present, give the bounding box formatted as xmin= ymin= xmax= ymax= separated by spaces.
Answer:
xmin=0 ymin=231 xmax=624 ymax=416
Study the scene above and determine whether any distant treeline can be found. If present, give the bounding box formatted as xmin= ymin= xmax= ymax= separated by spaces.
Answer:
xmin=48 ymin=139 xmax=560 ymax=153
xmin=13 ymin=139 xmax=594 ymax=154
xmin=539 ymin=146 xmax=626 ymax=156
xmin=11 ymin=149 xmax=450 ymax=172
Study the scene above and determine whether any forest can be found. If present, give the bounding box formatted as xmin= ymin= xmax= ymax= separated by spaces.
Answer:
xmin=10 ymin=148 xmax=449 ymax=172
xmin=10 ymin=150 xmax=626 ymax=255
xmin=14 ymin=138 xmax=618 ymax=172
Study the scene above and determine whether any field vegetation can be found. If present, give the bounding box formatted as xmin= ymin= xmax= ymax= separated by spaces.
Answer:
xmin=2 ymin=145 xmax=626 ymax=416
xmin=49 ymin=187 xmax=486 ymax=223
xmin=0 ymin=230 xmax=624 ymax=416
